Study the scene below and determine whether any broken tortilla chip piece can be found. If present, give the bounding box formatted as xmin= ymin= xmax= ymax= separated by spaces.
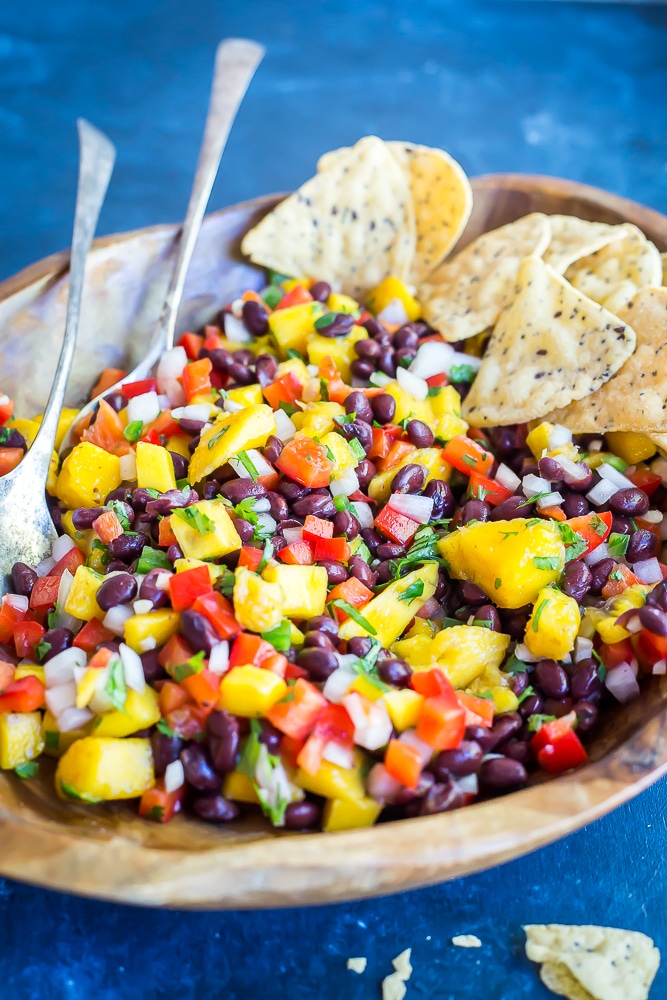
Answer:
xmin=462 ymin=256 xmax=636 ymax=427
xmin=547 ymin=287 xmax=667 ymax=432
xmin=241 ymin=135 xmax=416 ymax=300
xmin=319 ymin=141 xmax=472 ymax=284
xmin=421 ymin=213 xmax=551 ymax=342
xmin=661 ymin=251 xmax=667 ymax=285
xmin=539 ymin=962 xmax=596 ymax=1000
xmin=565 ymin=223 xmax=663 ymax=315
xmin=542 ymin=216 xmax=632 ymax=274
xmin=525 ymin=924 xmax=660 ymax=1000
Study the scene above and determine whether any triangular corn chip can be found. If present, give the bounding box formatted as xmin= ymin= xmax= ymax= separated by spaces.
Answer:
xmin=540 ymin=962 xmax=595 ymax=1000
xmin=241 ymin=136 xmax=415 ymax=299
xmin=548 ymin=287 xmax=667 ymax=432
xmin=319 ymin=141 xmax=472 ymax=284
xmin=542 ymin=216 xmax=632 ymax=274
xmin=420 ymin=214 xmax=551 ymax=341
xmin=525 ymin=924 xmax=660 ymax=1000
xmin=462 ymin=256 xmax=636 ymax=426
xmin=565 ymin=223 xmax=662 ymax=314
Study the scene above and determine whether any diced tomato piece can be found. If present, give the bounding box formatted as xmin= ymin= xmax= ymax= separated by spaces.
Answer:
xmin=442 ymin=435 xmax=494 ymax=477
xmin=627 ymin=468 xmax=662 ymax=496
xmin=275 ymin=284 xmax=313 ymax=310
xmin=52 ymin=544 xmax=85 ymax=579
xmin=0 ymin=596 xmax=28 ymax=643
xmin=374 ymin=504 xmax=420 ymax=545
xmin=314 ymin=536 xmax=351 ymax=562
xmin=634 ymin=629 xmax=667 ymax=671
xmin=411 ymin=668 xmax=454 ymax=698
xmin=0 ymin=394 xmax=15 ymax=425
xmin=601 ymin=564 xmax=643 ymax=599
xmin=139 ymin=781 xmax=185 ymax=823
xmin=181 ymin=668 xmax=221 ymax=713
xmin=296 ymin=730 xmax=327 ymax=775
xmin=262 ymin=371 xmax=303 ymax=410
xmin=278 ymin=540 xmax=315 ymax=565
xmin=158 ymin=516 xmax=179 ymax=548
xmin=238 ymin=545 xmax=264 ymax=571
xmin=317 ymin=357 xmax=350 ymax=404
xmin=0 ymin=661 xmax=15 ymax=692
xmin=262 ymin=652 xmax=288 ymax=678
xmin=385 ymin=739 xmax=422 ymax=789
xmin=377 ymin=439 xmax=416 ymax=472
xmin=457 ymin=692 xmax=494 ymax=728
xmin=530 ymin=711 xmax=579 ymax=751
xmin=0 ymin=675 xmax=45 ymax=712
xmin=82 ymin=398 xmax=134 ymax=455
xmin=598 ymin=637 xmax=635 ymax=672
xmin=177 ymin=332 xmax=205 ymax=361
xmin=28 ymin=576 xmax=60 ymax=612
xmin=539 ymin=504 xmax=567 ymax=522
xmin=564 ymin=511 xmax=612 ymax=556
xmin=181 ymin=357 xmax=213 ymax=401
xmin=468 ymin=472 xmax=513 ymax=507
xmin=229 ymin=632 xmax=276 ymax=669
xmin=158 ymin=635 xmax=194 ymax=672
xmin=536 ymin=728 xmax=588 ymax=773
xmin=90 ymin=368 xmax=127 ymax=399
xmin=192 ymin=591 xmax=241 ymax=640
xmin=327 ymin=577 xmax=374 ymax=621
xmin=73 ymin=617 xmax=115 ymax=653
xmin=416 ymin=694 xmax=466 ymax=751
xmin=302 ymin=515 xmax=334 ymax=543
xmin=159 ymin=679 xmax=189 ymax=716
xmin=92 ymin=510 xmax=123 ymax=545
xmin=267 ymin=677 xmax=327 ymax=740
xmin=13 ymin=621 xmax=46 ymax=660
xmin=0 ymin=448 xmax=23 ymax=475
xmin=122 ymin=378 xmax=157 ymax=398
xmin=275 ymin=435 xmax=334 ymax=488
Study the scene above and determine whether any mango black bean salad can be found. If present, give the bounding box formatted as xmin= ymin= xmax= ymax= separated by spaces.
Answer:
xmin=0 ymin=270 xmax=666 ymax=833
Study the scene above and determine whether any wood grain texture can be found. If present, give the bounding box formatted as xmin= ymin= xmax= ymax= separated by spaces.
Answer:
xmin=1 ymin=174 xmax=666 ymax=909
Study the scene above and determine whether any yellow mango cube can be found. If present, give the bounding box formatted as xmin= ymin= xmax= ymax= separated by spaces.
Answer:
xmin=188 ymin=404 xmax=276 ymax=484
xmin=338 ymin=564 xmax=438 ymax=647
xmin=526 ymin=421 xmax=554 ymax=460
xmin=135 ymin=441 xmax=177 ymax=493
xmin=267 ymin=301 xmax=324 ymax=354
xmin=524 ymin=587 xmax=581 ymax=660
xmin=223 ymin=769 xmax=260 ymax=803
xmin=64 ymin=565 xmax=105 ymax=621
xmin=491 ymin=686 xmax=519 ymax=714
xmin=298 ymin=401 xmax=345 ymax=439
xmin=327 ymin=292 xmax=360 ymax=314
xmin=322 ymin=796 xmax=382 ymax=832
xmin=56 ymin=737 xmax=154 ymax=801
xmin=166 ymin=434 xmax=190 ymax=459
xmin=55 ymin=442 xmax=121 ymax=509
xmin=93 ymin=686 xmax=161 ymax=737
xmin=382 ymin=688 xmax=424 ymax=731
xmin=14 ymin=664 xmax=45 ymax=684
xmin=170 ymin=500 xmax=242 ymax=560
xmin=8 ymin=417 xmax=41 ymax=446
xmin=124 ymin=609 xmax=181 ymax=653
xmin=306 ymin=326 xmax=368 ymax=381
xmin=234 ymin=566 xmax=284 ymax=633
xmin=393 ymin=625 xmax=510 ymax=689
xmin=226 ymin=384 xmax=264 ymax=407
xmin=173 ymin=557 xmax=223 ymax=583
xmin=366 ymin=276 xmax=420 ymax=322
xmin=0 ymin=712 xmax=44 ymax=769
xmin=349 ymin=675 xmax=385 ymax=702
xmin=275 ymin=356 xmax=311 ymax=386
xmin=383 ymin=382 xmax=433 ymax=426
xmin=429 ymin=385 xmax=468 ymax=441
xmin=320 ymin=431 xmax=358 ymax=479
xmin=606 ymin=431 xmax=657 ymax=465
xmin=596 ymin=617 xmax=631 ymax=645
xmin=262 ymin=564 xmax=328 ymax=620
xmin=218 ymin=665 xmax=287 ymax=717
xmin=297 ymin=760 xmax=365 ymax=803
xmin=32 ymin=407 xmax=79 ymax=450
xmin=42 ymin=710 xmax=88 ymax=758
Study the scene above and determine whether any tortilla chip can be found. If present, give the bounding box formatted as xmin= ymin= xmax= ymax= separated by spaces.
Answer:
xmin=661 ymin=251 xmax=667 ymax=285
xmin=540 ymin=962 xmax=596 ymax=1000
xmin=319 ymin=141 xmax=472 ymax=284
xmin=525 ymin=924 xmax=660 ymax=1000
xmin=462 ymin=256 xmax=636 ymax=427
xmin=420 ymin=213 xmax=551 ymax=342
xmin=542 ymin=216 xmax=631 ymax=274
xmin=241 ymin=136 xmax=415 ymax=299
xmin=547 ymin=287 xmax=667 ymax=432
xmin=565 ymin=224 xmax=662 ymax=314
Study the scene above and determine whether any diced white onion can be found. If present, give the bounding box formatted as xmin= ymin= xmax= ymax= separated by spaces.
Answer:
xmin=409 ymin=340 xmax=456 ymax=379
xmin=45 ymin=681 xmax=78 ymax=716
xmin=255 ymin=513 xmax=277 ymax=536
xmin=223 ymin=398 xmax=244 ymax=413
xmin=605 ymin=661 xmax=640 ymax=703
xmin=368 ymin=371 xmax=393 ymax=388
xmin=323 ymin=667 xmax=356 ymax=704
xmin=170 ymin=404 xmax=211 ymax=423
xmin=52 ymin=534 xmax=77 ymax=562
xmin=72 ymin=665 xmax=87 ymax=686
xmin=457 ymin=773 xmax=479 ymax=796
xmin=208 ymin=640 xmax=230 ymax=676
xmin=555 ymin=454 xmax=591 ymax=486
xmin=126 ymin=390 xmax=161 ymax=426
xmin=306 ymin=364 xmax=319 ymax=376
xmin=351 ymin=501 xmax=374 ymax=528
xmin=273 ymin=408 xmax=296 ymax=442
xmin=651 ymin=455 xmax=667 ymax=483
xmin=535 ymin=491 xmax=563 ymax=510
xmin=4 ymin=593 xmax=29 ymax=614
xmin=495 ymin=463 xmax=521 ymax=492
xmin=642 ymin=509 xmax=663 ymax=524
xmin=322 ymin=740 xmax=355 ymax=769
xmin=138 ymin=637 xmax=157 ymax=652
xmin=55 ymin=569 xmax=81 ymax=633
xmin=330 ymin=470 xmax=360 ymax=498
xmin=574 ymin=637 xmax=593 ymax=663
xmin=58 ymin=706 xmax=94 ymax=732
xmin=35 ymin=555 xmax=56 ymax=578
xmin=133 ymin=599 xmax=153 ymax=615
xmin=154 ymin=571 xmax=172 ymax=591
xmin=583 ymin=541 xmax=610 ymax=567
xmin=598 ymin=462 xmax=635 ymax=490
xmin=367 ymin=763 xmax=402 ymax=803
xmin=282 ymin=527 xmax=303 ymax=544
xmin=653 ymin=658 xmax=667 ymax=675
xmin=119 ymin=451 xmax=137 ymax=481
xmin=396 ymin=365 xmax=428 ymax=401
xmin=156 ymin=394 xmax=171 ymax=411
xmin=586 ymin=478 xmax=618 ymax=506
xmin=514 ymin=642 xmax=541 ymax=663
xmin=222 ymin=311 xmax=252 ymax=342
xmin=387 ymin=493 xmax=433 ymax=523
xmin=523 ymin=473 xmax=550 ymax=496
xmin=377 ymin=298 xmax=409 ymax=326
xmin=632 ymin=557 xmax=663 ymax=584
xmin=88 ymin=664 xmax=114 ymax=714
xmin=230 ymin=298 xmax=245 ymax=318
xmin=164 ymin=759 xmax=185 ymax=793
xmin=623 ymin=613 xmax=643 ymax=634
xmin=398 ymin=729 xmax=434 ymax=766
xmin=229 ymin=448 xmax=275 ymax=480
xmin=252 ymin=498 xmax=271 ymax=513
xmin=547 ymin=424 xmax=573 ymax=450
xmin=44 ymin=647 xmax=87 ymax=687
xmin=103 ymin=605 xmax=134 ymax=635
xmin=119 ymin=642 xmax=145 ymax=694
xmin=157 ymin=346 xmax=187 ymax=384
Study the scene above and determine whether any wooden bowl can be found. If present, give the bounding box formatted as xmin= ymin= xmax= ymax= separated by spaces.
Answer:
xmin=1 ymin=175 xmax=666 ymax=909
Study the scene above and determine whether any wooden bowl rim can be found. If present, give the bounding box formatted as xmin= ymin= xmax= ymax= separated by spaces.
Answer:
xmin=1 ymin=173 xmax=666 ymax=909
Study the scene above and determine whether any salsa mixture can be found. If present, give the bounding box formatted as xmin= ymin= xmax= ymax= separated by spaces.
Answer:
xmin=0 ymin=136 xmax=665 ymax=833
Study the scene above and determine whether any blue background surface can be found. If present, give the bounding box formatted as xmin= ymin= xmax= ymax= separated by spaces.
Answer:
xmin=1 ymin=1 xmax=667 ymax=997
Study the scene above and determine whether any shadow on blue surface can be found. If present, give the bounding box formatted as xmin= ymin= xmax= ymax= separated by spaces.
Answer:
xmin=0 ymin=1 xmax=666 ymax=997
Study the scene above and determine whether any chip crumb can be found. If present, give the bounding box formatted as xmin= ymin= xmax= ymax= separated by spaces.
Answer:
xmin=382 ymin=971 xmax=408 ymax=1000
xmin=346 ymin=957 xmax=367 ymax=974
xmin=392 ymin=948 xmax=413 ymax=979
xmin=452 ymin=934 xmax=482 ymax=948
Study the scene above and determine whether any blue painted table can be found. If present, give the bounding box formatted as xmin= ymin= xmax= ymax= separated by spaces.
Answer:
xmin=1 ymin=2 xmax=667 ymax=997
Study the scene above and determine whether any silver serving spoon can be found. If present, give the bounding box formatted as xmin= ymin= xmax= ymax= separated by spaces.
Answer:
xmin=0 ymin=120 xmax=115 ymax=597
xmin=59 ymin=37 xmax=265 ymax=456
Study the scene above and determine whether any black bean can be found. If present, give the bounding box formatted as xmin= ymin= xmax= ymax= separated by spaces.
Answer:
xmin=255 ymin=354 xmax=278 ymax=387
xmin=376 ymin=543 xmax=406 ymax=560
xmin=130 ymin=488 xmax=157 ymax=512
xmin=178 ymin=418 xmax=206 ymax=437
xmin=354 ymin=339 xmax=381 ymax=360
xmin=169 ymin=452 xmax=189 ymax=480
xmin=459 ymin=581 xmax=488 ymax=606
xmin=319 ymin=560 xmax=348 ymax=586
xmin=646 ymin=579 xmax=667 ymax=611
xmin=423 ymin=479 xmax=456 ymax=519
xmin=105 ymin=560 xmax=129 ymax=575
xmin=501 ymin=607 xmax=531 ymax=641
xmin=270 ymin=535 xmax=287 ymax=555
xmin=220 ymin=479 xmax=266 ymax=505
xmin=350 ymin=358 xmax=376 ymax=380
xmin=570 ymin=658 xmax=603 ymax=703
xmin=479 ymin=757 xmax=527 ymax=792
xmin=502 ymin=741 xmax=533 ymax=766
xmin=72 ymin=507 xmax=103 ymax=529
xmin=419 ymin=776 xmax=465 ymax=815
xmin=360 ymin=527 xmax=382 ymax=555
xmin=233 ymin=518 xmax=255 ymax=543
xmin=431 ymin=742 xmax=483 ymax=779
xmin=150 ymin=731 xmax=183 ymax=777
xmin=491 ymin=495 xmax=532 ymax=521
xmin=140 ymin=569 xmax=170 ymax=609
xmin=101 ymin=390 xmax=126 ymax=412
xmin=315 ymin=312 xmax=355 ymax=337
xmin=562 ymin=493 xmax=589 ymax=519
xmin=107 ymin=533 xmax=146 ymax=562
xmin=303 ymin=630 xmax=335 ymax=650
xmin=538 ymin=456 xmax=564 ymax=482
xmin=355 ymin=459 xmax=376 ymax=490
xmin=11 ymin=562 xmax=37 ymax=598
xmin=141 ymin=649 xmax=165 ymax=683
xmin=639 ymin=605 xmax=667 ymax=637
xmin=611 ymin=515 xmax=633 ymax=535
xmin=371 ymin=393 xmax=396 ymax=425
xmin=473 ymin=604 xmax=502 ymax=631
xmin=192 ymin=794 xmax=240 ymax=823
xmin=202 ymin=482 xmax=222 ymax=500
xmin=40 ymin=627 xmax=74 ymax=661
xmin=310 ymin=281 xmax=331 ymax=303
xmin=0 ymin=428 xmax=27 ymax=450
xmin=391 ymin=464 xmax=425 ymax=494
xmin=95 ymin=573 xmax=138 ymax=611
xmin=180 ymin=744 xmax=221 ymax=792
xmin=341 ymin=419 xmax=373 ymax=453
xmin=395 ymin=770 xmax=436 ymax=806
xmin=260 ymin=491 xmax=285 ymax=522
xmin=180 ymin=609 xmax=219 ymax=655
xmin=435 ymin=571 xmax=453 ymax=605
xmin=627 ymin=528 xmax=659 ymax=563
xmin=542 ymin=697 xmax=573 ymax=718
xmin=609 ymin=487 xmax=650 ymax=517
xmin=519 ymin=692 xmax=544 ymax=718
xmin=240 ymin=299 xmax=269 ymax=336
xmin=561 ymin=560 xmax=592 ymax=602
xmin=378 ymin=348 xmax=397 ymax=377
xmin=146 ymin=489 xmax=194 ymax=517
xmin=292 ymin=494 xmax=336 ymax=519
xmin=534 ymin=659 xmax=569 ymax=698
xmin=349 ymin=555 xmax=377 ymax=589
xmin=377 ymin=658 xmax=412 ymax=688
xmin=226 ymin=361 xmax=255 ymax=386
xmin=263 ymin=435 xmax=284 ymax=465
xmin=344 ymin=390 xmax=373 ymax=425
xmin=208 ymin=348 xmax=233 ymax=374
xmin=347 ymin=636 xmax=373 ymax=658
xmin=187 ymin=434 xmax=202 ymax=454
xmin=403 ymin=419 xmax=433 ymax=449
xmin=361 ymin=316 xmax=384 ymax=337
xmin=207 ymin=711 xmax=241 ymax=773
xmin=297 ymin=647 xmax=338 ymax=681
xmin=107 ymin=487 xmax=134 ymax=506
xmin=589 ymin=557 xmax=615 ymax=595
xmin=167 ymin=543 xmax=184 ymax=563
xmin=393 ymin=326 xmax=419 ymax=351
xmin=284 ymin=800 xmax=321 ymax=829
xmin=375 ymin=560 xmax=395 ymax=584
xmin=306 ymin=615 xmax=339 ymax=639
xmin=573 ymin=700 xmax=598 ymax=733
xmin=277 ymin=477 xmax=310 ymax=502
xmin=461 ymin=499 xmax=491 ymax=524
xmin=233 ymin=349 xmax=255 ymax=365
xmin=333 ymin=510 xmax=360 ymax=540
xmin=490 ymin=712 xmax=523 ymax=748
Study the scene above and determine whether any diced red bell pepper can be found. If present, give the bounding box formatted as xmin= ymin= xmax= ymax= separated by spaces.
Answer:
xmin=317 ymin=357 xmax=351 ymax=404
xmin=416 ymin=694 xmax=466 ymax=751
xmin=158 ymin=679 xmax=189 ymax=716
xmin=238 ymin=545 xmax=264 ymax=571
xmin=296 ymin=730 xmax=328 ymax=775
xmin=0 ymin=596 xmax=28 ymax=643
xmin=181 ymin=668 xmax=221 ymax=713
xmin=164 ymin=703 xmax=208 ymax=739
xmin=598 ymin=637 xmax=634 ymax=671
xmin=158 ymin=517 xmax=179 ymax=548
xmin=158 ymin=635 xmax=195 ymax=672
xmin=275 ymin=435 xmax=334 ymax=488
xmin=601 ymin=564 xmax=643 ymax=600
xmin=457 ymin=692 xmax=494 ymax=728
xmin=0 ymin=675 xmax=45 ymax=712
xmin=192 ymin=591 xmax=241 ymax=640
xmin=374 ymin=504 xmax=420 ymax=546
xmin=52 ymin=544 xmax=85 ymax=579
xmin=314 ymin=536 xmax=351 ymax=563
xmin=13 ymin=621 xmax=46 ymax=660
xmin=468 ymin=472 xmax=513 ymax=507
xmin=442 ymin=435 xmax=494 ymax=477
xmin=168 ymin=565 xmax=213 ymax=612
xmin=539 ymin=504 xmax=567 ymax=522
xmin=284 ymin=662 xmax=309 ymax=681
xmin=72 ymin=617 xmax=115 ymax=653
xmin=181 ymin=357 xmax=213 ymax=401
xmin=140 ymin=411 xmax=183 ymax=447
xmin=229 ymin=632 xmax=277 ymax=669
xmin=29 ymin=576 xmax=61 ymax=611
xmin=93 ymin=510 xmax=124 ymax=545
xmin=530 ymin=711 xmax=579 ymax=751
xmin=0 ymin=661 xmax=15 ymax=691
xmin=564 ymin=511 xmax=612 ymax=557
xmin=203 ymin=325 xmax=225 ymax=351
xmin=537 ymin=728 xmax=588 ymax=774
xmin=327 ymin=577 xmax=374 ymax=621
xmin=410 ymin=668 xmax=454 ymax=698
xmin=139 ymin=781 xmax=186 ymax=823
xmin=425 ymin=372 xmax=448 ymax=390
xmin=302 ymin=515 xmax=334 ymax=543
xmin=275 ymin=284 xmax=313 ymax=310
xmin=384 ymin=739 xmax=422 ymax=789
xmin=88 ymin=647 xmax=114 ymax=670
xmin=376 ymin=439 xmax=416 ymax=472
xmin=367 ymin=426 xmax=401 ymax=462
xmin=122 ymin=377 xmax=157 ymax=399
xmin=177 ymin=332 xmax=205 ymax=361
xmin=262 ymin=652 xmax=288 ymax=678
xmin=266 ymin=677 xmax=327 ymax=740
xmin=627 ymin=468 xmax=662 ymax=496
xmin=280 ymin=733 xmax=307 ymax=770
xmin=278 ymin=540 xmax=315 ymax=565
xmin=634 ymin=629 xmax=667 ymax=672
xmin=0 ymin=394 xmax=15 ymax=425
xmin=262 ymin=371 xmax=303 ymax=410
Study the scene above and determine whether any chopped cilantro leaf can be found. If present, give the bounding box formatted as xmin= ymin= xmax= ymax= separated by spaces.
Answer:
xmin=534 ymin=556 xmax=561 ymax=571
xmin=527 ymin=713 xmax=557 ymax=733
xmin=14 ymin=761 xmax=39 ymax=779
xmin=60 ymin=781 xmax=103 ymax=803
xmin=472 ymin=618 xmax=493 ymax=628
xmin=398 ymin=579 xmax=425 ymax=603
xmin=558 ymin=522 xmax=589 ymax=561
xmin=278 ymin=400 xmax=299 ymax=418
xmin=607 ymin=532 xmax=629 ymax=558
xmin=517 ymin=491 xmax=553 ymax=508
xmin=105 ymin=656 xmax=127 ymax=712
xmin=334 ymin=413 xmax=356 ymax=426
xmin=157 ymin=718 xmax=176 ymax=738
xmin=347 ymin=437 xmax=366 ymax=463
xmin=35 ymin=640 xmax=52 ymax=662
xmin=173 ymin=506 xmax=216 ymax=535
xmin=462 ymin=454 xmax=477 ymax=468
xmin=333 ymin=495 xmax=354 ymax=513
xmin=108 ymin=499 xmax=131 ymax=531
xmin=427 ymin=384 xmax=442 ymax=397
xmin=257 ymin=539 xmax=274 ymax=573
xmin=329 ymin=599 xmax=377 ymax=635
xmin=517 ymin=685 xmax=535 ymax=704
xmin=173 ymin=650 xmax=206 ymax=682
xmin=505 ymin=653 xmax=527 ymax=675
xmin=590 ymin=514 xmax=607 ymax=537
xmin=609 ymin=567 xmax=625 ymax=582
xmin=286 ymin=348 xmax=304 ymax=360
xmin=261 ymin=619 xmax=292 ymax=653
xmin=216 ymin=569 xmax=236 ymax=596
xmin=494 ymin=577 xmax=502 ymax=590
xmin=207 ymin=423 xmax=230 ymax=450
xmin=449 ymin=363 xmax=476 ymax=384
xmin=136 ymin=547 xmax=171 ymax=573
xmin=45 ymin=730 xmax=60 ymax=750
xmin=532 ymin=598 xmax=550 ymax=631
xmin=319 ymin=378 xmax=329 ymax=401
xmin=144 ymin=805 xmax=165 ymax=822
xmin=236 ymin=450 xmax=259 ymax=482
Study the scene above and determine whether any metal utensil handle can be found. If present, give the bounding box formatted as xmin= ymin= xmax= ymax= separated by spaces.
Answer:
xmin=27 ymin=120 xmax=116 ymax=477
xmin=152 ymin=37 xmax=265 ymax=353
